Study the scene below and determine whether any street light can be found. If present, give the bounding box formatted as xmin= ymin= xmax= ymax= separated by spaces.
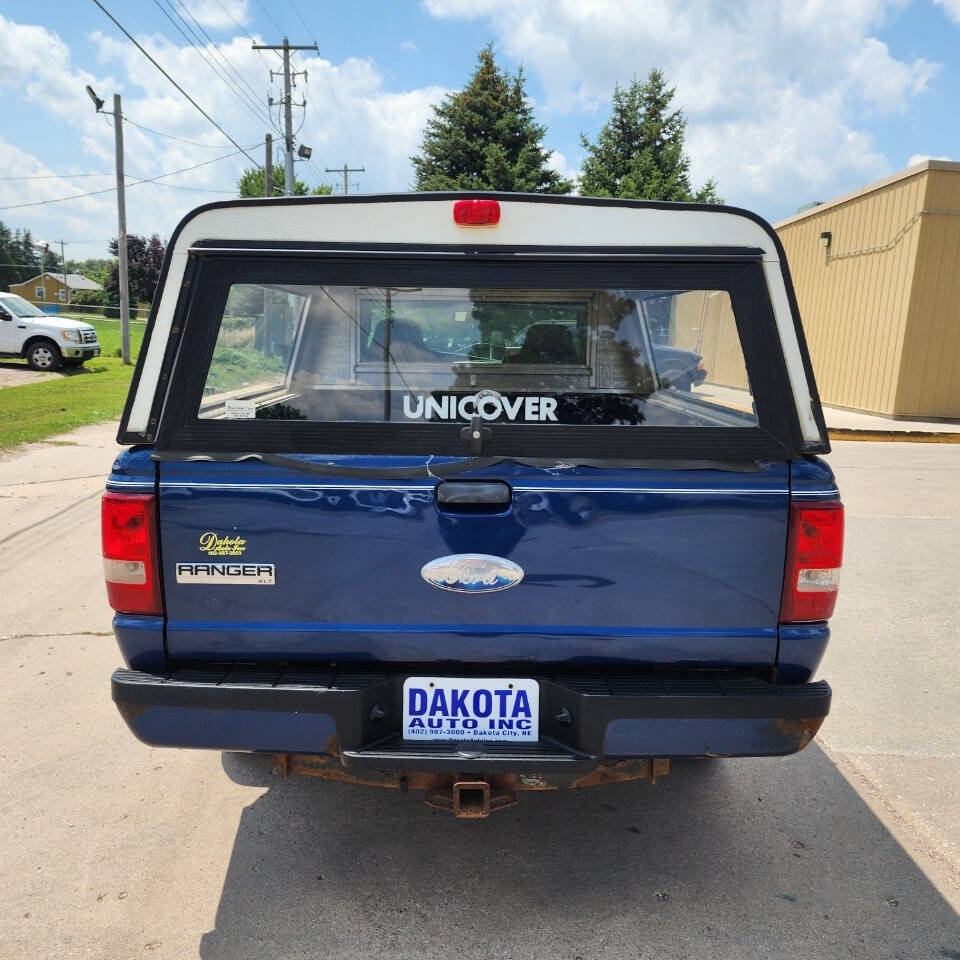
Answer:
xmin=85 ymin=85 xmax=105 ymax=112
xmin=297 ymin=144 xmax=312 ymax=160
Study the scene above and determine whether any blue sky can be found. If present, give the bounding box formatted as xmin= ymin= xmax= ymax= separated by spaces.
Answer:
xmin=1 ymin=0 xmax=958 ymax=261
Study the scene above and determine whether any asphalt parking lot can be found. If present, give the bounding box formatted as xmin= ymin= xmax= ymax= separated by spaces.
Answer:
xmin=0 ymin=423 xmax=957 ymax=959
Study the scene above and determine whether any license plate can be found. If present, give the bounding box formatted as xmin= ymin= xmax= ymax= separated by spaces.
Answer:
xmin=402 ymin=677 xmax=539 ymax=742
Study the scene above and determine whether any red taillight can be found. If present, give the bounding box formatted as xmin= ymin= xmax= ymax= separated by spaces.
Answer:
xmin=453 ymin=198 xmax=500 ymax=227
xmin=102 ymin=492 xmax=162 ymax=615
xmin=780 ymin=501 xmax=844 ymax=622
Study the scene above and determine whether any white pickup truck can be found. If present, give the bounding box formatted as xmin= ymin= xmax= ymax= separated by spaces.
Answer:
xmin=0 ymin=291 xmax=101 ymax=370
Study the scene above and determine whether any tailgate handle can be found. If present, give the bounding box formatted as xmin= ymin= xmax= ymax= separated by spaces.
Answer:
xmin=436 ymin=480 xmax=511 ymax=507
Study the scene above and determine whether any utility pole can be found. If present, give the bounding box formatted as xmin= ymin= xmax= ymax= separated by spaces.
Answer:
xmin=252 ymin=37 xmax=317 ymax=196
xmin=326 ymin=163 xmax=365 ymax=195
xmin=85 ymin=84 xmax=130 ymax=363
xmin=264 ymin=133 xmax=273 ymax=197
xmin=280 ymin=40 xmax=294 ymax=195
xmin=113 ymin=94 xmax=131 ymax=364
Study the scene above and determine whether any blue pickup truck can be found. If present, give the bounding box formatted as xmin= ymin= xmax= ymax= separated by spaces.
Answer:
xmin=105 ymin=194 xmax=842 ymax=818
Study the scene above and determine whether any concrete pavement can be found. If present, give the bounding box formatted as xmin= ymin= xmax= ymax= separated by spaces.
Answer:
xmin=696 ymin=382 xmax=960 ymax=438
xmin=0 ymin=424 xmax=957 ymax=959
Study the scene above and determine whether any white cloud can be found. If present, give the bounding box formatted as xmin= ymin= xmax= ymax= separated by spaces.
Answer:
xmin=907 ymin=153 xmax=953 ymax=166
xmin=933 ymin=0 xmax=960 ymax=24
xmin=0 ymin=14 xmax=447 ymax=247
xmin=423 ymin=0 xmax=940 ymax=214
xmin=847 ymin=37 xmax=938 ymax=111
xmin=0 ymin=4 xmax=945 ymax=245
xmin=0 ymin=138 xmax=119 ymax=241
xmin=186 ymin=0 xmax=250 ymax=31
xmin=400 ymin=40 xmax=420 ymax=53
xmin=546 ymin=150 xmax=579 ymax=191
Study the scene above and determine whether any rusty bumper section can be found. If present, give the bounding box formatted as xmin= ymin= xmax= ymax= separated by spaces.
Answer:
xmin=273 ymin=748 xmax=671 ymax=818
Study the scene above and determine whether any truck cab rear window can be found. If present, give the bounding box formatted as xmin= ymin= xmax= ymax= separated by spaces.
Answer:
xmin=198 ymin=284 xmax=757 ymax=428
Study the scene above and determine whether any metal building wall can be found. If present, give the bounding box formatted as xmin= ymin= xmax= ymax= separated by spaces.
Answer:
xmin=776 ymin=161 xmax=960 ymax=419
xmin=776 ymin=169 xmax=928 ymax=416
xmin=894 ymin=169 xmax=960 ymax=418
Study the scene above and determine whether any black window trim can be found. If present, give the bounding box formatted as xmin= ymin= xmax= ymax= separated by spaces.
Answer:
xmin=146 ymin=250 xmax=805 ymax=461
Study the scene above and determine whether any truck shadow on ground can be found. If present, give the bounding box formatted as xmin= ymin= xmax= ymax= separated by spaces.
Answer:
xmin=199 ymin=745 xmax=959 ymax=960
xmin=0 ymin=359 xmax=91 ymax=377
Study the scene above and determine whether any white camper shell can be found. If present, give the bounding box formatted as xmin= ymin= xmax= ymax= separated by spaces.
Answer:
xmin=119 ymin=193 xmax=828 ymax=460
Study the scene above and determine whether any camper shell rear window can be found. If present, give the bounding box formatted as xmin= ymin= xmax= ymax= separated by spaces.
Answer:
xmin=149 ymin=250 xmax=805 ymax=459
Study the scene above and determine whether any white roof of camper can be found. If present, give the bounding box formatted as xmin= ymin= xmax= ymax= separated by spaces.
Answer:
xmin=128 ymin=195 xmax=820 ymax=444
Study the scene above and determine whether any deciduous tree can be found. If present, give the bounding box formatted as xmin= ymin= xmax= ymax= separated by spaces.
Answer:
xmin=236 ymin=167 xmax=332 ymax=197
xmin=105 ymin=233 xmax=166 ymax=306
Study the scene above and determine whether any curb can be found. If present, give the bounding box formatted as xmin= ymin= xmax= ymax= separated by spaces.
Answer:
xmin=828 ymin=428 xmax=960 ymax=443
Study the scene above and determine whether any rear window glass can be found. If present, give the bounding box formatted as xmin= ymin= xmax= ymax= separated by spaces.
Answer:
xmin=198 ymin=284 xmax=757 ymax=428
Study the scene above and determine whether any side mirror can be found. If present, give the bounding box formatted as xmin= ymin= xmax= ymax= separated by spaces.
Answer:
xmin=0 ymin=309 xmax=12 ymax=321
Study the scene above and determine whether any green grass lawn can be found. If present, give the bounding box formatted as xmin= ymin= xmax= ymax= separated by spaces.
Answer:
xmin=0 ymin=319 xmax=146 ymax=449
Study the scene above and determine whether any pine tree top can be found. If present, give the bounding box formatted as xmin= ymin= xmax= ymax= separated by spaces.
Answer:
xmin=412 ymin=45 xmax=572 ymax=195
xmin=579 ymin=69 xmax=721 ymax=204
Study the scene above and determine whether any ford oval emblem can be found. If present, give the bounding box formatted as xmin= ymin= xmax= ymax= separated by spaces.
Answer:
xmin=421 ymin=553 xmax=524 ymax=594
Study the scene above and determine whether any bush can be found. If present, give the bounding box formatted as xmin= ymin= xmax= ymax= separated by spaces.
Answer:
xmin=71 ymin=289 xmax=105 ymax=307
xmin=103 ymin=304 xmax=121 ymax=319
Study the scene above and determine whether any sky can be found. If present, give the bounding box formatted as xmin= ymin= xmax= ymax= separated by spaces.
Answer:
xmin=1 ymin=0 xmax=958 ymax=263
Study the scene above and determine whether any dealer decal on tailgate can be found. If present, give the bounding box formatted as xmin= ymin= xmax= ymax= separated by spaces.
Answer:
xmin=403 ymin=677 xmax=539 ymax=742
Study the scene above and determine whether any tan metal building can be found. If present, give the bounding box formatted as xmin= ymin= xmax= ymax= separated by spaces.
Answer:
xmin=774 ymin=160 xmax=960 ymax=420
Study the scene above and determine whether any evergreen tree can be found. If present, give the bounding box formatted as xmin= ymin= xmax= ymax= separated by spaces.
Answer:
xmin=0 ymin=221 xmax=16 ymax=289
xmin=412 ymin=45 xmax=572 ymax=194
xmin=19 ymin=230 xmax=41 ymax=277
xmin=579 ymin=70 xmax=721 ymax=203
xmin=0 ymin=222 xmax=42 ymax=288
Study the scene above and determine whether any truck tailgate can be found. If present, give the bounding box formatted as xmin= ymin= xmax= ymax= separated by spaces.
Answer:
xmin=158 ymin=458 xmax=787 ymax=667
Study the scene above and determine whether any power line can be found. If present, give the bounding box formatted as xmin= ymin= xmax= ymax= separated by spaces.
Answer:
xmin=121 ymin=115 xmax=254 ymax=148
xmin=90 ymin=0 xmax=261 ymax=169
xmin=315 ymin=63 xmax=360 ymax=159
xmin=211 ymin=0 xmax=280 ymax=72
xmin=252 ymin=0 xmax=285 ymax=35
xmin=212 ymin=0 xmax=259 ymax=38
xmin=287 ymin=0 xmax=314 ymax=39
xmin=146 ymin=181 xmax=235 ymax=194
xmin=151 ymin=0 xmax=275 ymax=132
xmin=285 ymin=2 xmax=361 ymax=162
xmin=153 ymin=0 xmax=262 ymax=121
xmin=0 ymin=172 xmax=112 ymax=181
xmin=0 ymin=149 xmax=246 ymax=211
xmin=177 ymin=0 xmax=271 ymax=109
xmin=169 ymin=0 xmax=281 ymax=136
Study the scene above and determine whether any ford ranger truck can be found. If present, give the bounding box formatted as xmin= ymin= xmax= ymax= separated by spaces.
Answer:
xmin=105 ymin=193 xmax=841 ymax=819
